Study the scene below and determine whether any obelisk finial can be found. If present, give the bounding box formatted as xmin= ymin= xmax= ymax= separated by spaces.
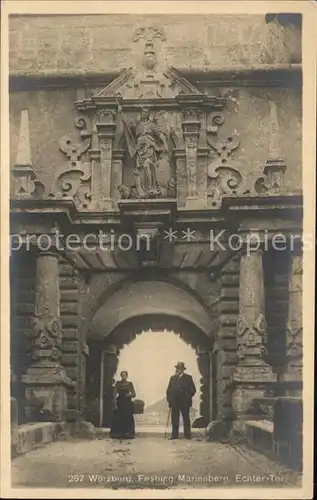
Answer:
xmin=12 ymin=110 xmax=36 ymax=198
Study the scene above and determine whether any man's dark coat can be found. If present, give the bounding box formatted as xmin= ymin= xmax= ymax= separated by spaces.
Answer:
xmin=166 ymin=373 xmax=196 ymax=408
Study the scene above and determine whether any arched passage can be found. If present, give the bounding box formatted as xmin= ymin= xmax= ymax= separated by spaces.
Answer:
xmin=85 ymin=280 xmax=215 ymax=427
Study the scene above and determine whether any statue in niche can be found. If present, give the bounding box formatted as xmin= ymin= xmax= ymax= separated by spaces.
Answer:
xmin=119 ymin=106 xmax=176 ymax=199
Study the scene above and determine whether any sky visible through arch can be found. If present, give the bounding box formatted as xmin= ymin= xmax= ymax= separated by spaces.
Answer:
xmin=116 ymin=330 xmax=201 ymax=410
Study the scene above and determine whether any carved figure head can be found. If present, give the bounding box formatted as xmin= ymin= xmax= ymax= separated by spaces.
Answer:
xmin=138 ymin=108 xmax=155 ymax=123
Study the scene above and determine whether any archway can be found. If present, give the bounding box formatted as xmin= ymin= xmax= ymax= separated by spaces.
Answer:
xmin=117 ymin=330 xmax=201 ymax=415
xmin=85 ymin=280 xmax=215 ymax=427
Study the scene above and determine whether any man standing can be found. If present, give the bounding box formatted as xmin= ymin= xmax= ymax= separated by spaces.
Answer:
xmin=166 ymin=362 xmax=196 ymax=439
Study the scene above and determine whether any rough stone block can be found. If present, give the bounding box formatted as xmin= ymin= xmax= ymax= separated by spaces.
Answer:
xmin=62 ymin=340 xmax=79 ymax=353
xmin=62 ymin=328 xmax=79 ymax=340
xmin=61 ymin=315 xmax=79 ymax=328
xmin=60 ymin=289 xmax=79 ymax=302
xmin=60 ymin=302 xmax=78 ymax=314
xmin=220 ymin=288 xmax=239 ymax=300
xmin=61 ymin=353 xmax=80 ymax=366
xmin=219 ymin=301 xmax=239 ymax=314
xmin=205 ymin=420 xmax=231 ymax=441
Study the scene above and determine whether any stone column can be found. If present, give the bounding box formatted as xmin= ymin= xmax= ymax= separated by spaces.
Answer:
xmin=232 ymin=247 xmax=276 ymax=421
xmin=281 ymin=253 xmax=302 ymax=395
xmin=22 ymin=251 xmax=73 ymax=419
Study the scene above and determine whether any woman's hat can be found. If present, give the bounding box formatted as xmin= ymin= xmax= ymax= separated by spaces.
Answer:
xmin=175 ymin=361 xmax=186 ymax=370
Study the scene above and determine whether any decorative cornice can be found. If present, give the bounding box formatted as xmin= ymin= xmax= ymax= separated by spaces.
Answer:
xmin=9 ymin=64 xmax=302 ymax=92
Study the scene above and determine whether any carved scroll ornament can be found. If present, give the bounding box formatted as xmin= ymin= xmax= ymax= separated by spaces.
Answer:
xmin=207 ymin=132 xmax=251 ymax=207
xmin=50 ymin=117 xmax=92 ymax=210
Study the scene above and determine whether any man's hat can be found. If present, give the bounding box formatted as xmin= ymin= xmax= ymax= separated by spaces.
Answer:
xmin=175 ymin=361 xmax=186 ymax=370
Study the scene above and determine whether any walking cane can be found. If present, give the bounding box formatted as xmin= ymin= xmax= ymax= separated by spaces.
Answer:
xmin=164 ymin=407 xmax=171 ymax=439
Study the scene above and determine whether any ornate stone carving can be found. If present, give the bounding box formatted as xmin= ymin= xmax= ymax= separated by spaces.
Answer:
xmin=207 ymin=112 xmax=225 ymax=135
xmin=119 ymin=108 xmax=176 ymax=199
xmin=95 ymin=109 xmax=116 ymax=124
xmin=133 ymin=25 xmax=166 ymax=75
xmin=236 ymin=313 xmax=268 ymax=362
xmin=286 ymin=324 xmax=303 ymax=358
xmin=233 ymin=247 xmax=276 ymax=418
xmin=207 ymin=132 xmax=250 ymax=207
xmin=72 ymin=64 xmax=224 ymax=209
xmin=50 ymin=117 xmax=92 ymax=210
xmin=282 ymin=254 xmax=303 ymax=387
xmin=133 ymin=25 xmax=166 ymax=43
xmin=181 ymin=108 xmax=201 ymax=202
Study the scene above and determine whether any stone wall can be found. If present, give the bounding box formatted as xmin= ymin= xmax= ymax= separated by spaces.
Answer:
xmin=9 ymin=14 xmax=301 ymax=77
xmin=10 ymin=251 xmax=36 ymax=411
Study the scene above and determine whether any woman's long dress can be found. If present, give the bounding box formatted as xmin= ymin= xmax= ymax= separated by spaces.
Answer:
xmin=110 ymin=381 xmax=136 ymax=439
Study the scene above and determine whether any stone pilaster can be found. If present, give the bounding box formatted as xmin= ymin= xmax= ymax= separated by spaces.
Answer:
xmin=181 ymin=109 xmax=201 ymax=209
xmin=232 ymin=247 xmax=276 ymax=420
xmin=89 ymin=123 xmax=102 ymax=211
xmin=281 ymin=253 xmax=302 ymax=395
xmin=174 ymin=148 xmax=187 ymax=207
xmin=22 ymin=250 xmax=73 ymax=419
xmin=111 ymin=148 xmax=125 ymax=205
xmin=95 ymin=109 xmax=116 ymax=210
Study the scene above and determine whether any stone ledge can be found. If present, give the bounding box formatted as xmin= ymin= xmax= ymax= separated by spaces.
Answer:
xmin=244 ymin=419 xmax=274 ymax=458
xmin=12 ymin=422 xmax=64 ymax=457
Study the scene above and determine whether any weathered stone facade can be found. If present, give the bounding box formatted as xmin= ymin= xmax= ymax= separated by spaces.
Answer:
xmin=10 ymin=14 xmax=303 ymax=436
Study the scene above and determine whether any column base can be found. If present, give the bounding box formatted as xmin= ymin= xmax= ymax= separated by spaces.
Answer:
xmin=22 ymin=365 xmax=74 ymax=420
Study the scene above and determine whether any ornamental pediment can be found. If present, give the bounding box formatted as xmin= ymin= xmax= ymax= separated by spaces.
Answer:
xmin=82 ymin=66 xmax=204 ymax=102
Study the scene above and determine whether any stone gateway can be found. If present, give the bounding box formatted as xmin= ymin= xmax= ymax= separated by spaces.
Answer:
xmin=9 ymin=12 xmax=303 ymax=471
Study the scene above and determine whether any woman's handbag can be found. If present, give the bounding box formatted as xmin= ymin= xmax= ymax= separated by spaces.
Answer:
xmin=133 ymin=399 xmax=145 ymax=414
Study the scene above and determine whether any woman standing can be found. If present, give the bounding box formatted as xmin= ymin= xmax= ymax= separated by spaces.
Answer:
xmin=110 ymin=371 xmax=136 ymax=439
